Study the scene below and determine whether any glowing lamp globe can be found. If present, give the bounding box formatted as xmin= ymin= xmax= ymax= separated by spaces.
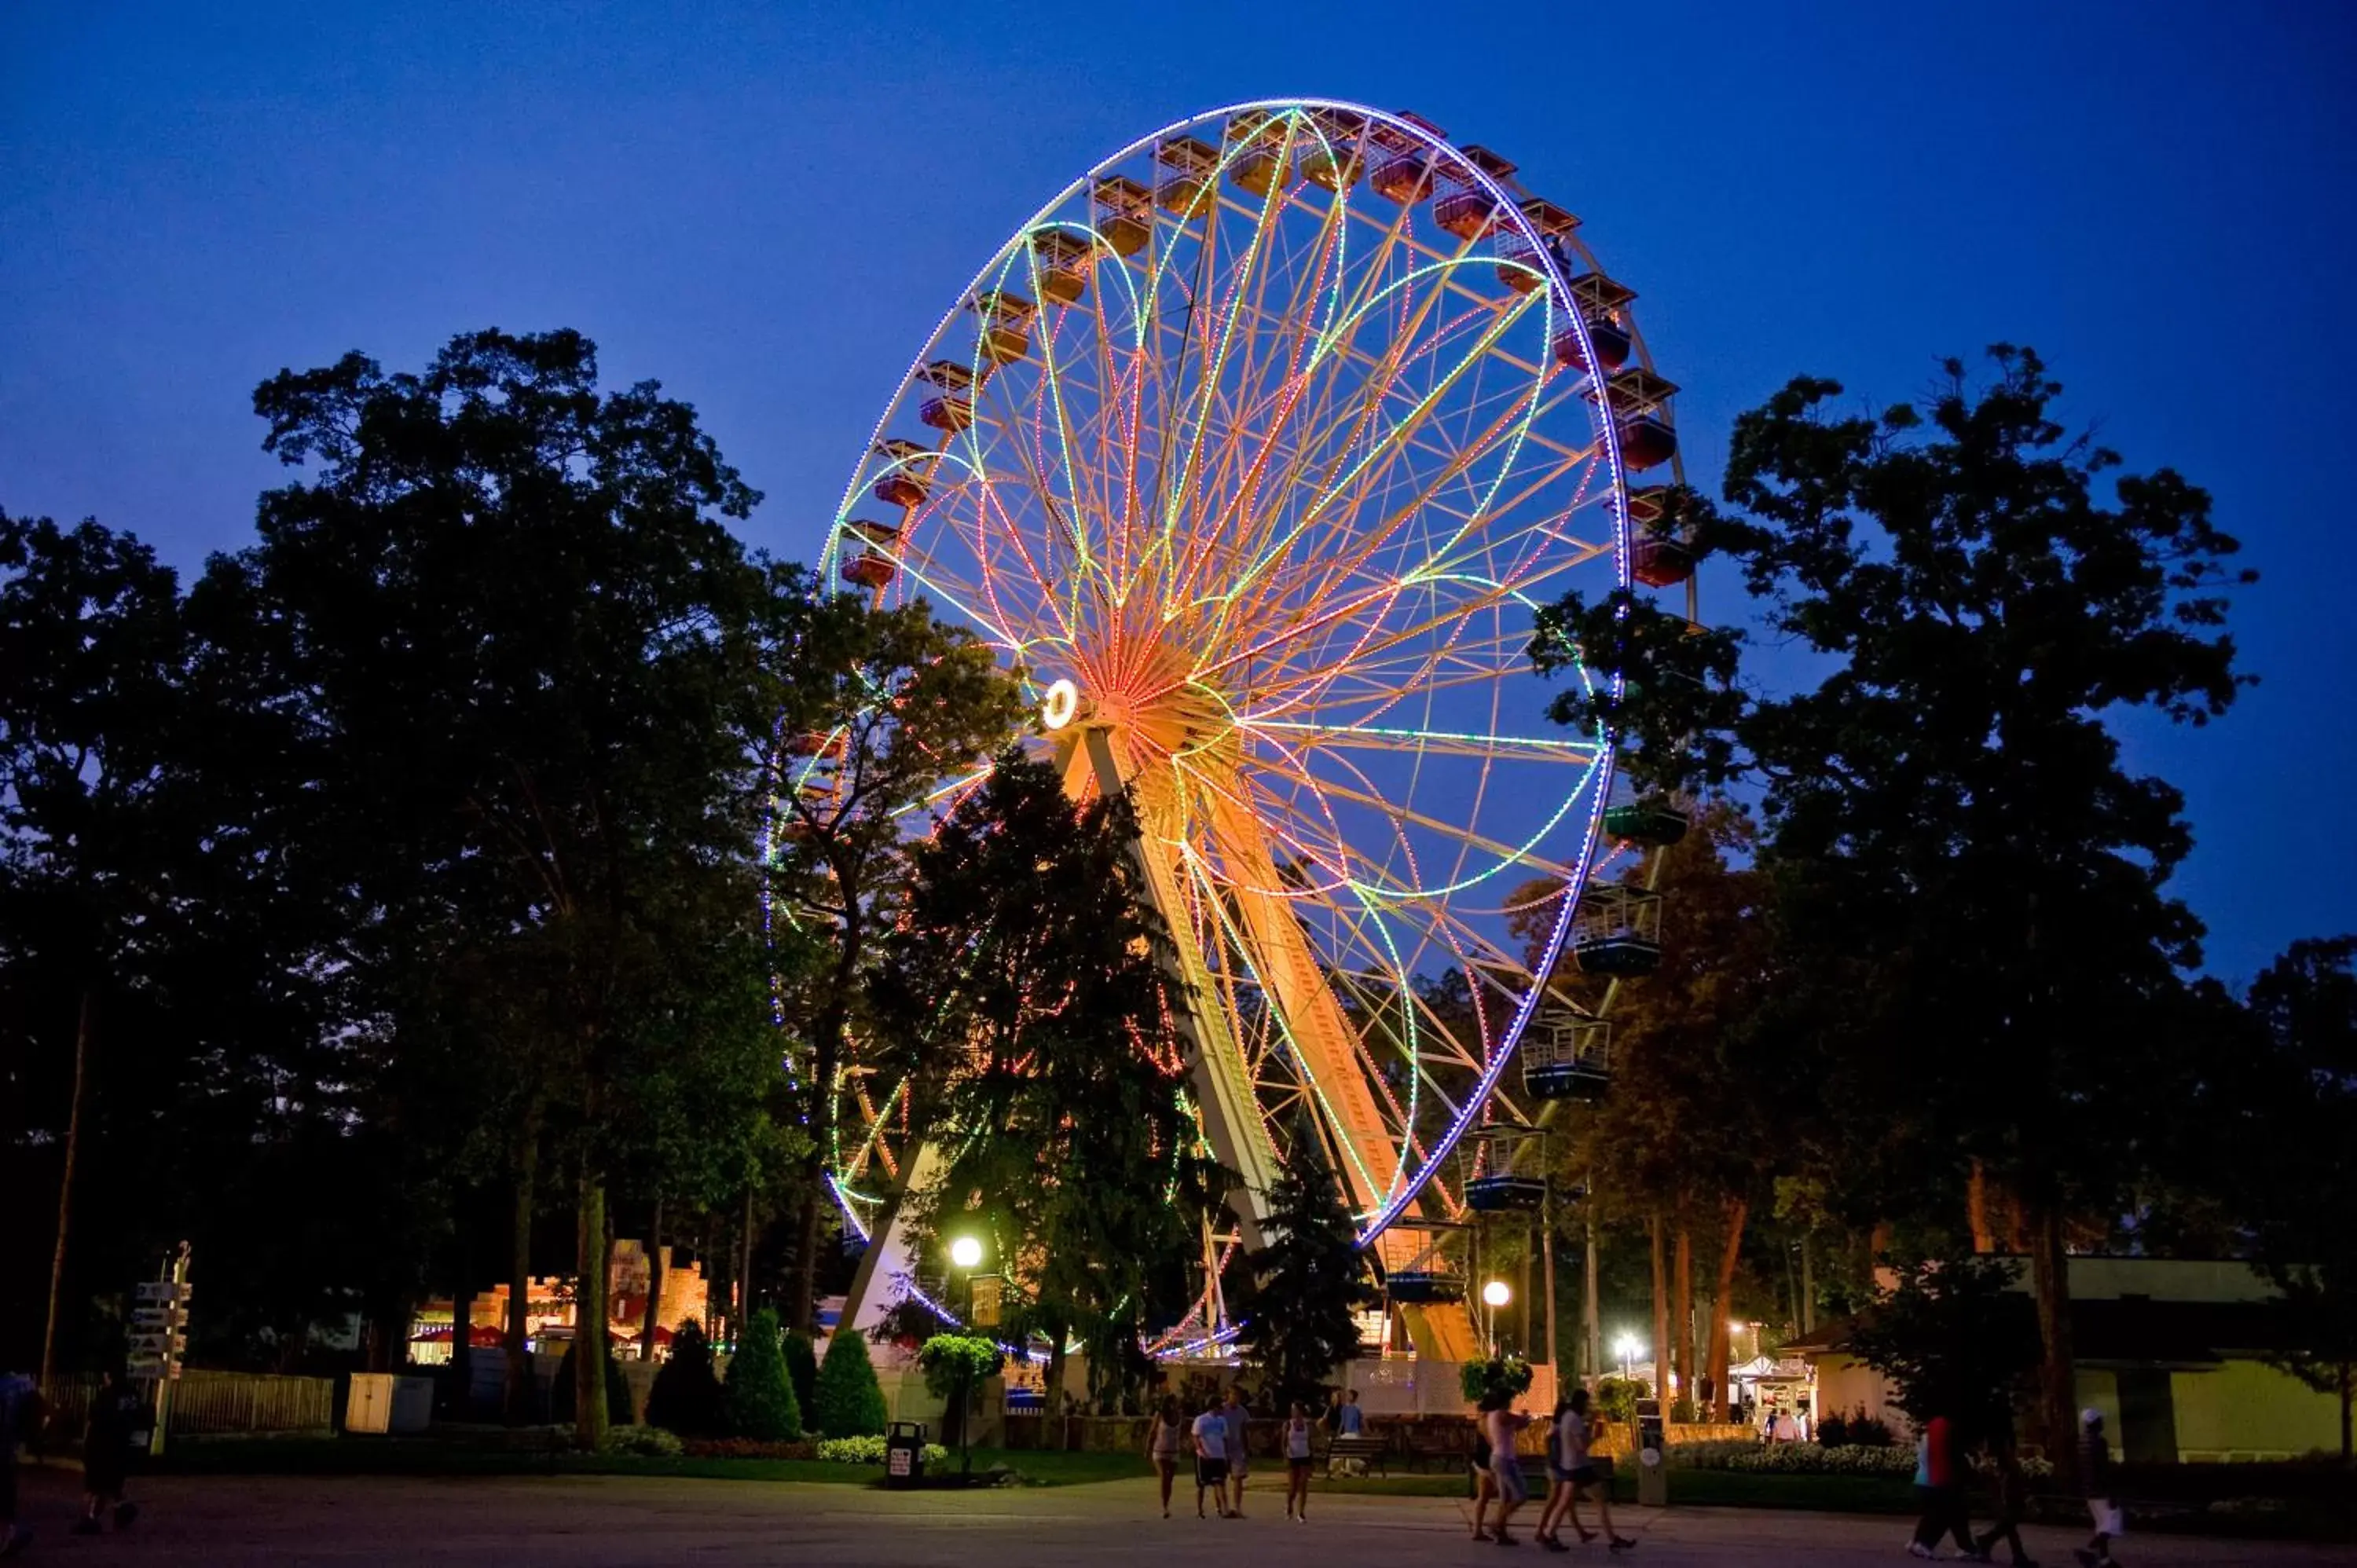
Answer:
xmin=1482 ymin=1279 xmax=1512 ymax=1309
xmin=950 ymin=1236 xmax=984 ymax=1271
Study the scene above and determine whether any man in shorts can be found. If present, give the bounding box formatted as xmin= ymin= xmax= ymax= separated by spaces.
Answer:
xmin=1220 ymin=1389 xmax=1252 ymax=1516
xmin=2075 ymin=1409 xmax=2123 ymax=1567
xmin=1192 ymin=1392 xmax=1232 ymax=1519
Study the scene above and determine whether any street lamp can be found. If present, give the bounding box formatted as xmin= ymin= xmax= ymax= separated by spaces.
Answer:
xmin=1613 ymin=1332 xmax=1643 ymax=1386
xmin=1482 ymin=1279 xmax=1511 ymax=1357
xmin=949 ymin=1236 xmax=988 ymax=1475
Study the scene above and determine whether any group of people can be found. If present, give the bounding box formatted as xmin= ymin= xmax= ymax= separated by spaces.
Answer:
xmin=1907 ymin=1406 xmax=2125 ymax=1568
xmin=1146 ymin=1387 xmax=1343 ymax=1522
xmin=0 ymin=1366 xmax=145 ymax=1558
xmin=1470 ymin=1386 xmax=1637 ymax=1552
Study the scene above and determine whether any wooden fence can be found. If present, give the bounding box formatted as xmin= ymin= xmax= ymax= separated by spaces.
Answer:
xmin=41 ymin=1371 xmax=335 ymax=1441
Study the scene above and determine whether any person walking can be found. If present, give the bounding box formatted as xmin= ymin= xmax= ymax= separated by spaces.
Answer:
xmin=1469 ymin=1392 xmax=1502 ymax=1541
xmin=1908 ymin=1412 xmax=1975 ymax=1560
xmin=1538 ymin=1388 xmax=1635 ymax=1554
xmin=1485 ymin=1391 xmax=1534 ymax=1546
xmin=1148 ymin=1395 xmax=1183 ymax=1519
xmin=1282 ymin=1401 xmax=1314 ymax=1522
xmin=1192 ymin=1392 xmax=1232 ymax=1519
xmin=0 ymin=1369 xmax=37 ymax=1560
xmin=75 ymin=1368 xmax=140 ymax=1537
xmin=1973 ymin=1412 xmax=2038 ymax=1566
xmin=1220 ymin=1389 xmax=1252 ymax=1517
xmin=2074 ymin=1409 xmax=2123 ymax=1568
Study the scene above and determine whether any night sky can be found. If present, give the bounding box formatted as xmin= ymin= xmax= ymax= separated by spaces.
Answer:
xmin=4 ymin=2 xmax=2351 ymax=982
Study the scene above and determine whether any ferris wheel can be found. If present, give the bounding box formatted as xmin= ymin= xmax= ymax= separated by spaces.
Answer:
xmin=793 ymin=100 xmax=1695 ymax=1354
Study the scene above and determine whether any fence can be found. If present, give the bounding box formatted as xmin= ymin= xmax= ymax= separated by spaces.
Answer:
xmin=40 ymin=1371 xmax=335 ymax=1442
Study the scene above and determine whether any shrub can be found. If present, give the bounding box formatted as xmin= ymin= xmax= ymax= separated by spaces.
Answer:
xmin=600 ymin=1424 xmax=684 ymax=1456
xmin=680 ymin=1437 xmax=818 ymax=1460
xmin=1458 ymin=1357 xmax=1535 ymax=1405
xmin=1670 ymin=1398 xmax=1699 ymax=1424
xmin=1816 ymin=1411 xmax=1849 ymax=1447
xmin=813 ymin=1330 xmax=890 ymax=1438
xmin=816 ymin=1434 xmax=948 ymax=1467
xmin=550 ymin=1339 xmax=635 ymax=1426
xmin=1594 ymin=1377 xmax=1648 ymax=1424
xmin=647 ymin=1321 xmax=727 ymax=1436
xmin=1665 ymin=1440 xmax=2052 ymax=1481
xmin=723 ymin=1308 xmax=804 ymax=1441
xmin=784 ymin=1331 xmax=819 ymax=1418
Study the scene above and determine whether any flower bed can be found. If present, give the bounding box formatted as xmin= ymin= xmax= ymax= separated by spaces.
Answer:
xmin=1668 ymin=1439 xmax=2052 ymax=1481
xmin=816 ymin=1434 xmax=950 ymax=1467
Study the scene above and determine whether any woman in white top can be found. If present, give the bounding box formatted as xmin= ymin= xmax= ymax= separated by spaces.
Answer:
xmin=1283 ymin=1401 xmax=1315 ymax=1522
xmin=1146 ymin=1395 xmax=1183 ymax=1519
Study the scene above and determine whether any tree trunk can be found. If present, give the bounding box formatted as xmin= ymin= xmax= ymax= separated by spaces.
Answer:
xmin=39 ymin=987 xmax=94 ymax=1394
xmin=1673 ymin=1222 xmax=1694 ymax=1413
xmin=640 ymin=1200 xmax=665 ymax=1361
xmin=1968 ymin=1161 xmax=1995 ymax=1254
xmin=1706 ymin=1197 xmax=1748 ymax=1421
xmin=1799 ymin=1230 xmax=1816 ymax=1334
xmin=1582 ymin=1200 xmax=1601 ymax=1379
xmin=2338 ymin=1361 xmax=2350 ymax=1467
xmin=739 ymin=1185 xmax=757 ymax=1328
xmin=2029 ymin=1198 xmax=2078 ymax=1487
xmin=574 ymin=1164 xmax=610 ymax=1450
xmin=1648 ymin=1214 xmax=1669 ymax=1400
xmin=449 ymin=1280 xmax=475 ymax=1416
xmin=503 ymin=1099 xmax=543 ymax=1425
xmin=791 ymin=973 xmax=853 ymax=1331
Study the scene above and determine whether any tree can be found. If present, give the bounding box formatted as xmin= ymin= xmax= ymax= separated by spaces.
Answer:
xmin=765 ymin=593 xmax=1027 ymax=1328
xmin=646 ymin=1320 xmax=726 ymax=1436
xmin=783 ymin=1329 xmax=819 ymax=1422
xmin=875 ymin=755 xmax=1229 ymax=1412
xmin=1684 ymin=347 xmax=2249 ymax=1474
xmin=723 ymin=1306 xmax=803 ymax=1441
xmin=916 ymin=1333 xmax=1003 ymax=1454
xmin=1846 ymin=1255 xmax=2037 ymax=1438
xmin=812 ymin=1327 xmax=889 ymax=1438
xmin=0 ymin=513 xmax=187 ymax=1387
xmin=551 ymin=1338 xmax=636 ymax=1426
xmin=2241 ymin=937 xmax=2357 ymax=1464
xmin=1236 ymin=1154 xmax=1377 ymax=1411
xmin=202 ymin=329 xmax=803 ymax=1445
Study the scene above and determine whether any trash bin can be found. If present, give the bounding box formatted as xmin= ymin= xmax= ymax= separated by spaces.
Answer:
xmin=1635 ymin=1398 xmax=1667 ymax=1507
xmin=885 ymin=1420 xmax=927 ymax=1489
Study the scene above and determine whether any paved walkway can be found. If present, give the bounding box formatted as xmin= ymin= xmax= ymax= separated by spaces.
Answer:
xmin=10 ymin=1467 xmax=2343 ymax=1565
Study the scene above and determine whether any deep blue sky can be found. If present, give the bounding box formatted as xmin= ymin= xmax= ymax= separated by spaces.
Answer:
xmin=4 ymin=2 xmax=2351 ymax=981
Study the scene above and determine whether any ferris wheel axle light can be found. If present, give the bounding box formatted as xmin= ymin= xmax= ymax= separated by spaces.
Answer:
xmin=1039 ymin=677 xmax=1079 ymax=731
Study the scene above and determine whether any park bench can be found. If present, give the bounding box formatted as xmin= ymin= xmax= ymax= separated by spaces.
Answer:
xmin=1403 ymin=1423 xmax=1473 ymax=1473
xmin=1325 ymin=1434 xmax=1390 ymax=1478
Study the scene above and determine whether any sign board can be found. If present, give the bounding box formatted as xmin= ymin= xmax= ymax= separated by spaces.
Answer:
xmin=134 ymin=1281 xmax=191 ymax=1303
xmin=132 ymin=1306 xmax=188 ymax=1329
xmin=970 ymin=1275 xmax=1003 ymax=1329
xmin=887 ymin=1445 xmax=913 ymax=1478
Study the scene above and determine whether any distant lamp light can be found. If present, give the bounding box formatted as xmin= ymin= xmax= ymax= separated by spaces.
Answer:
xmin=1482 ymin=1279 xmax=1512 ymax=1309
xmin=1040 ymin=678 xmax=1080 ymax=731
xmin=1728 ymin=1320 xmax=1747 ymax=1335
xmin=950 ymin=1236 xmax=984 ymax=1270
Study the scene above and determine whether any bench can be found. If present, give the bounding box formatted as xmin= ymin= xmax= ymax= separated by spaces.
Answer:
xmin=1325 ymin=1434 xmax=1390 ymax=1478
xmin=1403 ymin=1425 xmax=1472 ymax=1473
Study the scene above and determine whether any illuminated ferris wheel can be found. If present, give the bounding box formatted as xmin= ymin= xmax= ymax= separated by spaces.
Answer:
xmin=799 ymin=100 xmax=1695 ymax=1352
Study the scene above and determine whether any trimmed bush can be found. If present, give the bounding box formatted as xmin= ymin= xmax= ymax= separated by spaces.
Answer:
xmin=1458 ymin=1356 xmax=1535 ymax=1405
xmin=723 ymin=1307 xmax=803 ymax=1441
xmin=601 ymin=1424 xmax=684 ymax=1456
xmin=813 ymin=1331 xmax=890 ymax=1438
xmin=784 ymin=1331 xmax=819 ymax=1419
xmin=551 ymin=1339 xmax=635 ymax=1425
xmin=647 ymin=1320 xmax=726 ymax=1436
xmin=815 ymin=1434 xmax=947 ymax=1466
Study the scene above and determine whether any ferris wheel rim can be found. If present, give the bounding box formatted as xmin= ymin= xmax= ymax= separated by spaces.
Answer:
xmin=796 ymin=97 xmax=1668 ymax=1262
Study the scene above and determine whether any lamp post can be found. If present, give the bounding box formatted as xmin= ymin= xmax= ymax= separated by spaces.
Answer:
xmin=949 ymin=1236 xmax=984 ymax=1475
xmin=1614 ymin=1332 xmax=1641 ymax=1387
xmin=1482 ymin=1279 xmax=1512 ymax=1359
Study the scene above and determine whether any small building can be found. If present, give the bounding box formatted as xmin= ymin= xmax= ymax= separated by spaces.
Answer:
xmin=1787 ymin=1257 xmax=2343 ymax=1462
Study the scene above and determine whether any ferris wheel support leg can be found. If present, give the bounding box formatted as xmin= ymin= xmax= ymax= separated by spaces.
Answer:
xmin=1078 ymin=727 xmax=1277 ymax=1245
xmin=838 ymin=1141 xmax=950 ymax=1346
